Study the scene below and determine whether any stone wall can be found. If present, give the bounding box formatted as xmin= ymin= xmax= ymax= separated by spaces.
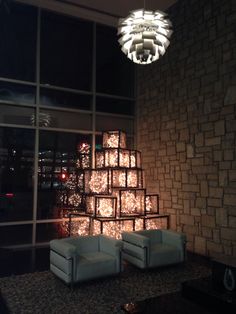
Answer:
xmin=136 ymin=0 xmax=236 ymax=257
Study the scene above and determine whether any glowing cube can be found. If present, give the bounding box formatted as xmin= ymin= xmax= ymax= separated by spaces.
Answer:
xmin=102 ymin=130 xmax=126 ymax=149
xmin=145 ymin=194 xmax=159 ymax=215
xmin=119 ymin=189 xmax=145 ymax=217
xmin=84 ymin=169 xmax=110 ymax=194
xmin=95 ymin=196 xmax=117 ymax=218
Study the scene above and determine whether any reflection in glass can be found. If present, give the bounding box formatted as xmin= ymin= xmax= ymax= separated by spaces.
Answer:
xmin=0 ymin=82 xmax=36 ymax=104
xmin=0 ymin=224 xmax=32 ymax=246
xmin=0 ymin=127 xmax=34 ymax=222
xmin=0 ymin=2 xmax=37 ymax=81
xmin=0 ymin=104 xmax=35 ymax=126
xmin=40 ymin=88 xmax=91 ymax=110
xmin=96 ymin=96 xmax=134 ymax=115
xmin=40 ymin=11 xmax=92 ymax=90
xmin=96 ymin=24 xmax=135 ymax=97
xmin=38 ymin=131 xmax=91 ymax=219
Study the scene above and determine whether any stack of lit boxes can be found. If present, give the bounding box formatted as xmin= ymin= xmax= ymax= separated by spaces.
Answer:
xmin=62 ymin=130 xmax=169 ymax=238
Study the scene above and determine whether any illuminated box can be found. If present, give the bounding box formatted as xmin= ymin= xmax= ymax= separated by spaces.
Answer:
xmin=134 ymin=215 xmax=169 ymax=231
xmin=119 ymin=189 xmax=145 ymax=217
xmin=76 ymin=154 xmax=90 ymax=169
xmin=95 ymin=196 xmax=117 ymax=218
xmin=102 ymin=130 xmax=126 ymax=149
xmin=95 ymin=149 xmax=141 ymax=169
xmin=91 ymin=217 xmax=135 ymax=239
xmin=111 ymin=169 xmax=143 ymax=188
xmin=84 ymin=169 xmax=110 ymax=194
xmin=145 ymin=194 xmax=159 ymax=215
xmin=63 ymin=213 xmax=91 ymax=237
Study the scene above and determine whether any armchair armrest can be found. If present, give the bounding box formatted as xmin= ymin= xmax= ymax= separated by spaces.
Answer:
xmin=122 ymin=232 xmax=150 ymax=248
xmin=50 ymin=239 xmax=76 ymax=259
xmin=161 ymin=230 xmax=186 ymax=251
xmin=99 ymin=235 xmax=123 ymax=256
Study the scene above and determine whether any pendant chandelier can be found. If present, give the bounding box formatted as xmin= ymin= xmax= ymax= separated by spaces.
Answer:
xmin=117 ymin=4 xmax=173 ymax=65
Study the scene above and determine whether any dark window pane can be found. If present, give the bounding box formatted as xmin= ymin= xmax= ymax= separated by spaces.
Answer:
xmin=96 ymin=24 xmax=135 ymax=97
xmin=41 ymin=11 xmax=93 ymax=90
xmin=36 ymin=222 xmax=66 ymax=242
xmin=0 ymin=3 xmax=37 ymax=81
xmin=96 ymin=97 xmax=134 ymax=115
xmin=38 ymin=131 xmax=91 ymax=219
xmin=0 ymin=104 xmax=35 ymax=126
xmin=0 ymin=224 xmax=32 ymax=246
xmin=39 ymin=109 xmax=92 ymax=130
xmin=96 ymin=115 xmax=134 ymax=134
xmin=0 ymin=127 xmax=35 ymax=222
xmin=40 ymin=88 xmax=91 ymax=110
xmin=0 ymin=82 xmax=36 ymax=104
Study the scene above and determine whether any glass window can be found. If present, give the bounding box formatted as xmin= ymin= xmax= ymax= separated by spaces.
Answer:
xmin=96 ymin=96 xmax=134 ymax=115
xmin=96 ymin=115 xmax=134 ymax=134
xmin=39 ymin=109 xmax=92 ymax=130
xmin=0 ymin=224 xmax=32 ymax=246
xmin=0 ymin=3 xmax=37 ymax=81
xmin=36 ymin=222 xmax=66 ymax=242
xmin=0 ymin=104 xmax=35 ymax=126
xmin=37 ymin=131 xmax=91 ymax=219
xmin=96 ymin=24 xmax=135 ymax=97
xmin=40 ymin=11 xmax=93 ymax=91
xmin=0 ymin=127 xmax=35 ymax=222
xmin=0 ymin=81 xmax=36 ymax=105
xmin=40 ymin=88 xmax=91 ymax=110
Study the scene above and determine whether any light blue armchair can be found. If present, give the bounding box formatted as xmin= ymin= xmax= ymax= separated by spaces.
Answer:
xmin=121 ymin=229 xmax=186 ymax=269
xmin=50 ymin=234 xmax=122 ymax=285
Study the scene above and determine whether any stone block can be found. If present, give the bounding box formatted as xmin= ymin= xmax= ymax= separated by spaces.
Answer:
xmin=214 ymin=120 xmax=225 ymax=136
xmin=229 ymin=216 xmax=236 ymax=228
xmin=182 ymin=184 xmax=199 ymax=192
xmin=202 ymin=215 xmax=216 ymax=228
xmin=194 ymin=236 xmax=206 ymax=255
xmin=216 ymin=208 xmax=228 ymax=227
xmin=213 ymin=229 xmax=220 ymax=243
xmin=195 ymin=133 xmax=204 ymax=147
xmin=191 ymin=208 xmax=201 ymax=216
xmin=192 ymin=165 xmax=217 ymax=174
xmin=161 ymin=131 xmax=170 ymax=141
xmin=200 ymin=181 xmax=209 ymax=197
xmin=180 ymin=214 xmax=195 ymax=226
xmin=229 ymin=170 xmax=236 ymax=181
xmin=224 ymin=194 xmax=236 ymax=206
xmin=219 ymin=170 xmax=228 ymax=187
xmin=176 ymin=142 xmax=185 ymax=152
xmin=196 ymin=197 xmax=206 ymax=208
xmin=202 ymin=227 xmax=212 ymax=239
xmin=207 ymin=198 xmax=222 ymax=207
xmin=207 ymin=241 xmax=223 ymax=254
xmin=213 ymin=150 xmax=222 ymax=162
xmin=205 ymin=137 xmax=221 ymax=146
xmin=180 ymin=128 xmax=189 ymax=141
xmin=167 ymin=146 xmax=176 ymax=156
xmin=187 ymin=144 xmax=194 ymax=158
xmin=221 ymin=228 xmax=236 ymax=241
xmin=209 ymin=187 xmax=223 ymax=198
xmin=224 ymin=85 xmax=236 ymax=105
xmin=224 ymin=149 xmax=234 ymax=161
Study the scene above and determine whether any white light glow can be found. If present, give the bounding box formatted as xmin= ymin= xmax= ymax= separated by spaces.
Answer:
xmin=118 ymin=9 xmax=172 ymax=64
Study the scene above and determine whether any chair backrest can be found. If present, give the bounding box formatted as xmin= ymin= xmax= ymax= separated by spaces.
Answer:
xmin=66 ymin=235 xmax=99 ymax=253
xmin=137 ymin=229 xmax=162 ymax=244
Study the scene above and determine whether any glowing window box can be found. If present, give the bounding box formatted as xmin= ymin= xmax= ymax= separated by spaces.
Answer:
xmin=103 ymin=130 xmax=126 ymax=149
xmin=91 ymin=217 xmax=135 ymax=239
xmin=111 ymin=169 xmax=143 ymax=188
xmin=77 ymin=142 xmax=91 ymax=154
xmin=95 ymin=149 xmax=142 ymax=169
xmin=145 ymin=194 xmax=159 ymax=215
xmin=119 ymin=189 xmax=145 ymax=217
xmin=95 ymin=196 xmax=117 ymax=218
xmin=84 ymin=169 xmax=110 ymax=194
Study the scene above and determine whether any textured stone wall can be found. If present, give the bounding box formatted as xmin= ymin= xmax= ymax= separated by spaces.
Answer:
xmin=137 ymin=0 xmax=236 ymax=257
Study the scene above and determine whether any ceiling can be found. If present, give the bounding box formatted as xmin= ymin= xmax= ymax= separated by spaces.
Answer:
xmin=18 ymin=0 xmax=177 ymax=26
xmin=62 ymin=0 xmax=177 ymax=18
